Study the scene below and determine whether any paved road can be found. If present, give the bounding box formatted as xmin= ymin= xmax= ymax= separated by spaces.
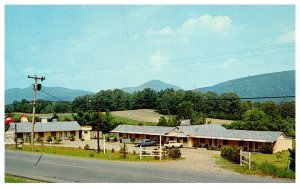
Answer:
xmin=5 ymin=150 xmax=293 ymax=183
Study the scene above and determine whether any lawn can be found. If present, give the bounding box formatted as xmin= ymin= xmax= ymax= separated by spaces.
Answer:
xmin=215 ymin=150 xmax=295 ymax=179
xmin=6 ymin=144 xmax=174 ymax=162
xmin=5 ymin=174 xmax=43 ymax=183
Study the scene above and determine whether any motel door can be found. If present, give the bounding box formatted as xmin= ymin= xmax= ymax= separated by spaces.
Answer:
xmin=59 ymin=132 xmax=62 ymax=139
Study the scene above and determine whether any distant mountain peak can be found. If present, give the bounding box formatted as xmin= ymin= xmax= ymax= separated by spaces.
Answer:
xmin=122 ymin=80 xmax=181 ymax=93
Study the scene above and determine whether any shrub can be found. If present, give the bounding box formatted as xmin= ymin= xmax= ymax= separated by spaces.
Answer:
xmin=114 ymin=137 xmax=117 ymax=142
xmin=288 ymin=148 xmax=295 ymax=172
xmin=84 ymin=144 xmax=90 ymax=150
xmin=89 ymin=152 xmax=94 ymax=157
xmin=133 ymin=150 xmax=136 ymax=155
xmin=168 ymin=147 xmax=181 ymax=159
xmin=69 ymin=135 xmax=75 ymax=141
xmin=111 ymin=148 xmax=115 ymax=153
xmin=207 ymin=145 xmax=219 ymax=151
xmin=46 ymin=136 xmax=52 ymax=142
xmin=37 ymin=137 xmax=43 ymax=143
xmin=260 ymin=143 xmax=273 ymax=154
xmin=119 ymin=143 xmax=128 ymax=159
xmin=220 ymin=145 xmax=240 ymax=164
xmin=259 ymin=162 xmax=295 ymax=178
xmin=106 ymin=137 xmax=110 ymax=142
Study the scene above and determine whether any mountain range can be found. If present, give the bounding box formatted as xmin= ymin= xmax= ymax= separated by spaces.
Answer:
xmin=121 ymin=80 xmax=181 ymax=93
xmin=5 ymin=70 xmax=295 ymax=104
xmin=196 ymin=70 xmax=295 ymax=100
xmin=5 ymin=86 xmax=94 ymax=105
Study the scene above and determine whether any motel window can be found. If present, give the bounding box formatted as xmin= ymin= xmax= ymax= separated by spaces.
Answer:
xmin=238 ymin=141 xmax=243 ymax=146
xmin=84 ymin=131 xmax=88 ymax=134
xmin=209 ymin=139 xmax=212 ymax=146
xmin=169 ymin=136 xmax=174 ymax=141
xmin=223 ymin=140 xmax=228 ymax=145
xmin=38 ymin=132 xmax=44 ymax=137
xmin=70 ymin=131 xmax=75 ymax=136
xmin=51 ymin=132 xmax=56 ymax=137
xmin=200 ymin=138 xmax=205 ymax=144
xmin=136 ymin=134 xmax=139 ymax=138
xmin=183 ymin=138 xmax=187 ymax=143
xmin=119 ymin=133 xmax=123 ymax=137
xmin=146 ymin=135 xmax=150 ymax=139
xmin=64 ymin=132 xmax=68 ymax=139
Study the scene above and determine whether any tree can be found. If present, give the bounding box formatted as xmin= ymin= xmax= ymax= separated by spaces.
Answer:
xmin=177 ymin=101 xmax=194 ymax=119
xmin=261 ymin=101 xmax=279 ymax=118
xmin=157 ymin=116 xmax=167 ymax=126
xmin=191 ymin=112 xmax=206 ymax=125
xmin=242 ymin=108 xmax=269 ymax=130
xmin=278 ymin=101 xmax=295 ymax=118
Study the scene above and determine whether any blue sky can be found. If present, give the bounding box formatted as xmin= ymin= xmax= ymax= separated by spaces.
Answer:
xmin=5 ymin=5 xmax=295 ymax=92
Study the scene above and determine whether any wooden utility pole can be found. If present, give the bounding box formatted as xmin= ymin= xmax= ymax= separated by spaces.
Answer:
xmin=96 ymin=99 xmax=100 ymax=154
xmin=28 ymin=75 xmax=45 ymax=151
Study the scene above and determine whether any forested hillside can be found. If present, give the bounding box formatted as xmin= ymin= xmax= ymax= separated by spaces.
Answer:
xmin=197 ymin=70 xmax=295 ymax=101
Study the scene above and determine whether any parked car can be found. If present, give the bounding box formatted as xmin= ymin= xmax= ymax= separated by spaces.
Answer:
xmin=164 ymin=140 xmax=183 ymax=148
xmin=134 ymin=139 xmax=156 ymax=147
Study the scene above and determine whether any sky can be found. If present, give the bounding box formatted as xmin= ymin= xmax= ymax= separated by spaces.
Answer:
xmin=5 ymin=5 xmax=295 ymax=92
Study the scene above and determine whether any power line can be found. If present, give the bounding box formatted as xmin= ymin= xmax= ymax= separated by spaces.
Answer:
xmin=39 ymin=90 xmax=72 ymax=103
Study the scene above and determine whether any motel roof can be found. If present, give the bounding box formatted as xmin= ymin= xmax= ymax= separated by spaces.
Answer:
xmin=111 ymin=124 xmax=284 ymax=142
xmin=8 ymin=121 xmax=82 ymax=133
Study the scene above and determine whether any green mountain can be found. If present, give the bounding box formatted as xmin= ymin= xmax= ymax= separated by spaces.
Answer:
xmin=122 ymin=80 xmax=181 ymax=93
xmin=5 ymin=86 xmax=94 ymax=105
xmin=196 ymin=70 xmax=295 ymax=101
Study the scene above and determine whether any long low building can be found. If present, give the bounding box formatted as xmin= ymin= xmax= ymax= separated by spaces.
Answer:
xmin=7 ymin=121 xmax=92 ymax=141
xmin=111 ymin=124 xmax=292 ymax=153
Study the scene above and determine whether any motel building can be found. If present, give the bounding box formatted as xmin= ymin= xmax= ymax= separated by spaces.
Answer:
xmin=7 ymin=115 xmax=92 ymax=141
xmin=111 ymin=124 xmax=292 ymax=153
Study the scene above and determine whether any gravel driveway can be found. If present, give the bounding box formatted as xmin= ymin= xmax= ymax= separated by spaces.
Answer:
xmin=53 ymin=139 xmax=236 ymax=174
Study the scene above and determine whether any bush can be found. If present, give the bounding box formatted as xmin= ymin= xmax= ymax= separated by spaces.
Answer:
xmin=46 ymin=136 xmax=52 ymax=142
xmin=260 ymin=143 xmax=273 ymax=154
xmin=111 ymin=148 xmax=115 ymax=153
xmin=37 ymin=137 xmax=43 ymax=143
xmin=168 ymin=147 xmax=181 ymax=159
xmin=69 ymin=135 xmax=75 ymax=141
xmin=84 ymin=144 xmax=90 ymax=150
xmin=89 ymin=152 xmax=94 ymax=157
xmin=119 ymin=143 xmax=128 ymax=159
xmin=259 ymin=162 xmax=295 ymax=178
xmin=220 ymin=145 xmax=240 ymax=164
xmin=288 ymin=148 xmax=295 ymax=171
xmin=114 ymin=137 xmax=118 ymax=142
xmin=106 ymin=137 xmax=110 ymax=142
xmin=207 ymin=145 xmax=219 ymax=151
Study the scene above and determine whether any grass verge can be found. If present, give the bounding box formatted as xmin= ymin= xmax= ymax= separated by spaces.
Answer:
xmin=215 ymin=151 xmax=295 ymax=179
xmin=5 ymin=174 xmax=45 ymax=183
xmin=6 ymin=144 xmax=177 ymax=162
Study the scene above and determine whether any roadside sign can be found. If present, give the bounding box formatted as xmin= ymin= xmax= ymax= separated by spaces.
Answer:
xmin=5 ymin=130 xmax=14 ymax=144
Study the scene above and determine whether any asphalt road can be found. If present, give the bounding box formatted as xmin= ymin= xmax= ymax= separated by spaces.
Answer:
xmin=5 ymin=150 xmax=293 ymax=183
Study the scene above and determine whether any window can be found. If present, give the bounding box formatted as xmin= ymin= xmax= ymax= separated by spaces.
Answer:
xmin=209 ymin=139 xmax=212 ymax=146
xmin=84 ymin=131 xmax=88 ymax=134
xmin=200 ymin=138 xmax=205 ymax=144
xmin=183 ymin=138 xmax=187 ymax=143
xmin=223 ymin=140 xmax=228 ymax=145
xmin=64 ymin=132 xmax=68 ymax=139
xmin=169 ymin=136 xmax=174 ymax=140
xmin=38 ymin=132 xmax=44 ymax=137
xmin=146 ymin=135 xmax=150 ymax=139
xmin=238 ymin=141 xmax=243 ymax=146
xmin=70 ymin=131 xmax=75 ymax=136
xmin=136 ymin=134 xmax=139 ymax=138
xmin=51 ymin=132 xmax=56 ymax=137
xmin=119 ymin=133 xmax=123 ymax=137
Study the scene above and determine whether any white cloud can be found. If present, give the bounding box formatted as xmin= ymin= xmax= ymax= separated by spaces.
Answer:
xmin=148 ymin=51 xmax=170 ymax=68
xmin=147 ymin=14 xmax=234 ymax=37
xmin=278 ymin=30 xmax=295 ymax=43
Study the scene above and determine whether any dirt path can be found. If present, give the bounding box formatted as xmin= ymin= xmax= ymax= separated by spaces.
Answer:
xmin=111 ymin=109 xmax=162 ymax=122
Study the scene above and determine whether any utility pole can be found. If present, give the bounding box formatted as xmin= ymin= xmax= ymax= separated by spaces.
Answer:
xmin=28 ymin=75 xmax=45 ymax=151
xmin=96 ymin=99 xmax=100 ymax=154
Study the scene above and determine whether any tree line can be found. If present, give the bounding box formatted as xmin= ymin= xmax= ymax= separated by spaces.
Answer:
xmin=5 ymin=88 xmax=295 ymax=136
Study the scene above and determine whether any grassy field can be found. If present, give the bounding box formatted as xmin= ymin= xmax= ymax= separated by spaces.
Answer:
xmin=216 ymin=151 xmax=295 ymax=179
xmin=6 ymin=144 xmax=175 ymax=162
xmin=5 ymin=174 xmax=44 ymax=183
xmin=10 ymin=109 xmax=235 ymax=126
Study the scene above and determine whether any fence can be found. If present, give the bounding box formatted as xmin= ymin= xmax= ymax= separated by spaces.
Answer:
xmin=240 ymin=149 xmax=251 ymax=169
xmin=139 ymin=145 xmax=162 ymax=160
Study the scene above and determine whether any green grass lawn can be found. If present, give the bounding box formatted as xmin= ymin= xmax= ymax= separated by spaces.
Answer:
xmin=6 ymin=144 xmax=175 ymax=162
xmin=215 ymin=151 xmax=295 ymax=179
xmin=5 ymin=174 xmax=43 ymax=183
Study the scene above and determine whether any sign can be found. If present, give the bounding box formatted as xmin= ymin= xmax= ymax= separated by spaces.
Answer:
xmin=5 ymin=130 xmax=15 ymax=145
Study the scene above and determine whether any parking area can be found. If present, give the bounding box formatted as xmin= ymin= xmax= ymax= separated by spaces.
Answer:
xmin=53 ymin=139 xmax=234 ymax=174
